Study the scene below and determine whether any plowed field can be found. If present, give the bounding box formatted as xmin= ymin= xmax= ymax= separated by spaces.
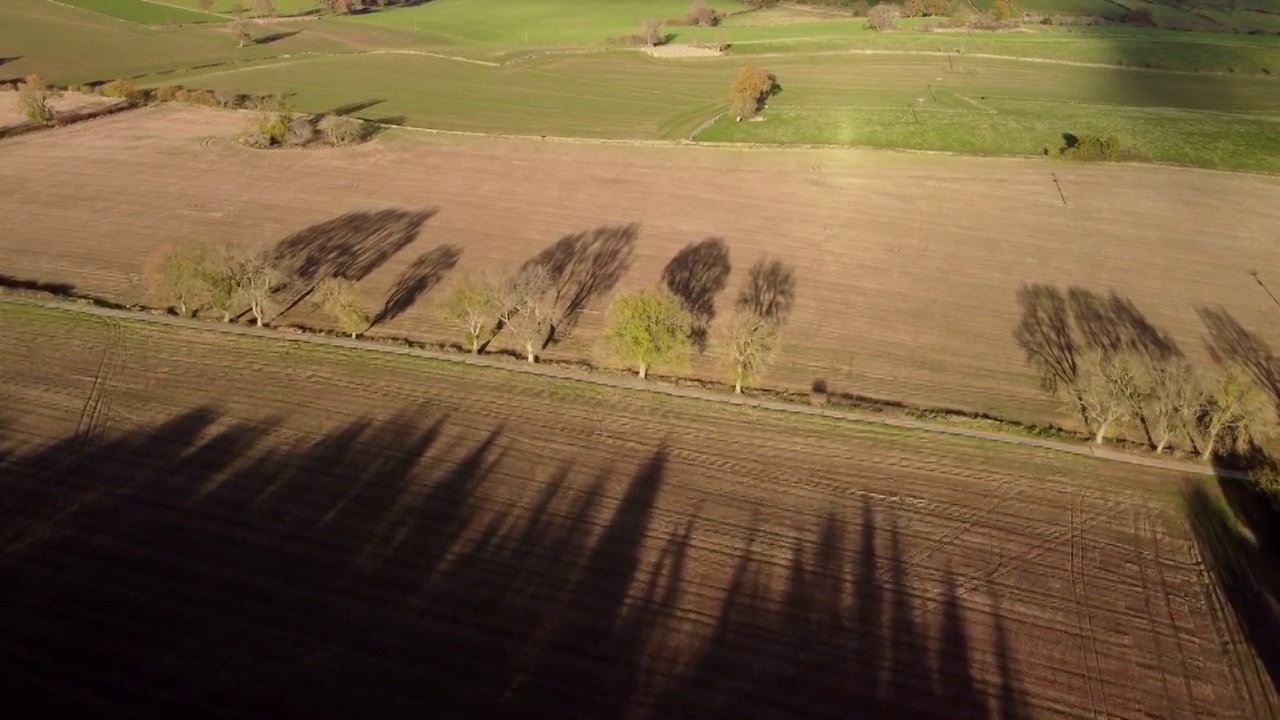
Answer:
xmin=1 ymin=105 xmax=1278 ymax=430
xmin=0 ymin=302 xmax=1273 ymax=718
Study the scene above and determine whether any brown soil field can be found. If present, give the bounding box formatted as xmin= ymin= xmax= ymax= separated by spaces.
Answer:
xmin=0 ymin=89 xmax=125 ymax=130
xmin=0 ymin=301 xmax=1273 ymax=718
xmin=0 ymin=105 xmax=1278 ymax=432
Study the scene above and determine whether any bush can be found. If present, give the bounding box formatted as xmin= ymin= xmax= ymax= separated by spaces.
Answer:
xmin=851 ymin=0 xmax=869 ymax=17
xmin=1127 ymin=6 xmax=1154 ymax=25
xmin=214 ymin=89 xmax=242 ymax=109
xmin=1050 ymin=132 xmax=1125 ymax=162
xmin=153 ymin=85 xmax=183 ymax=103
xmin=317 ymin=114 xmax=369 ymax=145
xmin=285 ymin=115 xmax=317 ymax=146
xmin=100 ymin=78 xmax=148 ymax=103
xmin=867 ymin=4 xmax=900 ymax=30
xmin=18 ymin=74 xmax=58 ymax=127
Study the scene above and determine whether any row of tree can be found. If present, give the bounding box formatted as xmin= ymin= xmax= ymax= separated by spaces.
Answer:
xmin=1050 ymin=346 xmax=1273 ymax=459
xmin=146 ymin=243 xmax=783 ymax=393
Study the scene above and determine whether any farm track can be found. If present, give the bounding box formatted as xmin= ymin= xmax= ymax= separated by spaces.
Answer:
xmin=0 ymin=300 xmax=1275 ymax=718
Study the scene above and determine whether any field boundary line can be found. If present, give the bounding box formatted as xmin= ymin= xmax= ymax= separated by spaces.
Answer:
xmin=0 ymin=296 xmax=1248 ymax=482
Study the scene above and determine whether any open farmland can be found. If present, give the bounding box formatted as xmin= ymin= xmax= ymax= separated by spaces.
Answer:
xmin=0 ymin=300 xmax=1275 ymax=718
xmin=0 ymin=105 xmax=1278 ymax=431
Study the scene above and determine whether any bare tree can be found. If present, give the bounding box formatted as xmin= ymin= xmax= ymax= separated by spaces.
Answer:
xmin=866 ymin=4 xmax=900 ymax=30
xmin=498 ymin=266 xmax=554 ymax=363
xmin=1196 ymin=365 xmax=1276 ymax=460
xmin=722 ymin=310 xmax=781 ymax=394
xmin=233 ymin=20 xmax=253 ymax=47
xmin=642 ymin=19 xmax=663 ymax=46
xmin=196 ymin=0 xmax=215 ymax=13
xmin=252 ymin=0 xmax=276 ymax=16
xmin=1135 ymin=355 xmax=1203 ymax=454
xmin=445 ymin=272 xmax=503 ymax=354
xmin=1070 ymin=348 xmax=1143 ymax=444
xmin=199 ymin=245 xmax=239 ymax=322
xmin=224 ymin=243 xmax=283 ymax=327
xmin=145 ymin=244 xmax=209 ymax=318
xmin=315 ymin=277 xmax=369 ymax=338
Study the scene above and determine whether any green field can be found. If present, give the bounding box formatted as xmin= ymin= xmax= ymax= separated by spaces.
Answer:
xmin=56 ymin=0 xmax=223 ymax=25
xmin=6 ymin=0 xmax=1280 ymax=173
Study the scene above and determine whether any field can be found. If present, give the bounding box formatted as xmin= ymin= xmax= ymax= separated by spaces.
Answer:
xmin=57 ymin=0 xmax=224 ymax=25
xmin=0 ymin=300 xmax=1275 ymax=718
xmin=3 ymin=0 xmax=1280 ymax=171
xmin=1 ymin=105 xmax=1278 ymax=433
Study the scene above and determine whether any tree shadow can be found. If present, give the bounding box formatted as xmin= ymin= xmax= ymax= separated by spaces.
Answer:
xmin=735 ymin=257 xmax=796 ymax=324
xmin=374 ymin=243 xmax=462 ymax=325
xmin=253 ymin=30 xmax=299 ymax=45
xmin=663 ymin=238 xmax=731 ymax=351
xmin=523 ymin=223 xmax=638 ymax=346
xmin=1184 ymin=448 xmax=1280 ymax=701
xmin=329 ymin=98 xmax=384 ymax=116
xmin=0 ymin=408 xmax=1030 ymax=719
xmin=0 ymin=274 xmax=76 ymax=296
xmin=271 ymin=208 xmax=437 ymax=313
xmin=1198 ymin=306 xmax=1280 ymax=409
xmin=1014 ymin=283 xmax=1180 ymax=393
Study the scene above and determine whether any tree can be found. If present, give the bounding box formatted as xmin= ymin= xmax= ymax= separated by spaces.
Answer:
xmin=867 ymin=4 xmax=900 ymax=30
xmin=1070 ymin=348 xmax=1143 ymax=444
xmin=252 ymin=0 xmax=276 ymax=16
xmin=1196 ymin=366 xmax=1276 ymax=460
xmin=18 ymin=74 xmax=57 ymax=127
xmin=498 ymin=266 xmax=554 ymax=363
xmin=316 ymin=277 xmax=369 ymax=338
xmin=199 ymin=245 xmax=239 ymax=322
xmin=991 ymin=0 xmax=1012 ymax=21
xmin=233 ymin=20 xmax=253 ymax=47
xmin=643 ymin=19 xmax=663 ymax=46
xmin=224 ymin=244 xmax=283 ymax=327
xmin=604 ymin=287 xmax=691 ymax=380
xmin=729 ymin=65 xmax=778 ymax=120
xmin=722 ymin=310 xmax=780 ymax=394
xmin=445 ymin=272 xmax=503 ymax=354
xmin=146 ymin=245 xmax=209 ymax=318
xmin=1135 ymin=355 xmax=1203 ymax=455
xmin=196 ymin=0 xmax=215 ymax=12
xmin=851 ymin=0 xmax=870 ymax=17
xmin=688 ymin=0 xmax=719 ymax=26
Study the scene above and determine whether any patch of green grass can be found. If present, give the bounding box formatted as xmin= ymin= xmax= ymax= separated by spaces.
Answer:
xmin=58 ymin=0 xmax=225 ymax=25
xmin=1014 ymin=0 xmax=1131 ymax=18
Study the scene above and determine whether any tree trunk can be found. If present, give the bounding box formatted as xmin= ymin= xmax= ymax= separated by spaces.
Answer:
xmin=1093 ymin=421 xmax=1109 ymax=445
xmin=251 ymin=303 xmax=264 ymax=327
xmin=638 ymin=362 xmax=648 ymax=380
xmin=1155 ymin=436 xmax=1168 ymax=455
xmin=734 ymin=373 xmax=743 ymax=395
xmin=470 ymin=336 xmax=479 ymax=354
xmin=221 ymin=309 xmax=230 ymax=323
xmin=525 ymin=342 xmax=535 ymax=363
xmin=350 ymin=331 xmax=357 ymax=339
xmin=1201 ymin=423 xmax=1222 ymax=460
xmin=179 ymin=301 xmax=189 ymax=318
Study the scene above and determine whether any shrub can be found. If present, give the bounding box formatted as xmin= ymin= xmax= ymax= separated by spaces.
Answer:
xmin=214 ymin=89 xmax=241 ymax=109
xmin=100 ymin=78 xmax=148 ymax=103
xmin=867 ymin=4 xmax=900 ymax=30
xmin=153 ymin=85 xmax=183 ymax=103
xmin=1127 ymin=6 xmax=1154 ymax=25
xmin=1050 ymin=132 xmax=1125 ymax=162
xmin=991 ymin=0 xmax=1012 ymax=21
xmin=688 ymin=0 xmax=720 ymax=26
xmin=317 ymin=114 xmax=369 ymax=145
xmin=851 ymin=0 xmax=870 ymax=17
xmin=285 ymin=115 xmax=317 ymax=146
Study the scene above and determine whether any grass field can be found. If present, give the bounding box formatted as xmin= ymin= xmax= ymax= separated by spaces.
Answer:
xmin=2 ymin=105 xmax=1278 ymax=433
xmin=149 ymin=50 xmax=1280 ymax=170
xmin=0 ymin=299 xmax=1274 ymax=718
xmin=57 ymin=0 xmax=225 ymax=25
xmin=4 ymin=0 xmax=1280 ymax=170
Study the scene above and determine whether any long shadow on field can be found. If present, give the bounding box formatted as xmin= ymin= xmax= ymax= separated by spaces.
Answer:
xmin=1184 ymin=449 xmax=1280 ymax=704
xmin=736 ymin=257 xmax=797 ymax=325
xmin=0 ymin=409 xmax=1030 ymax=719
xmin=663 ymin=238 xmax=731 ymax=351
xmin=1198 ymin=306 xmax=1280 ymax=410
xmin=523 ymin=223 xmax=637 ymax=347
xmin=375 ymin=243 xmax=462 ymax=325
xmin=1013 ymin=284 xmax=1181 ymax=439
xmin=271 ymin=208 xmax=437 ymax=314
xmin=0 ymin=273 xmax=76 ymax=296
